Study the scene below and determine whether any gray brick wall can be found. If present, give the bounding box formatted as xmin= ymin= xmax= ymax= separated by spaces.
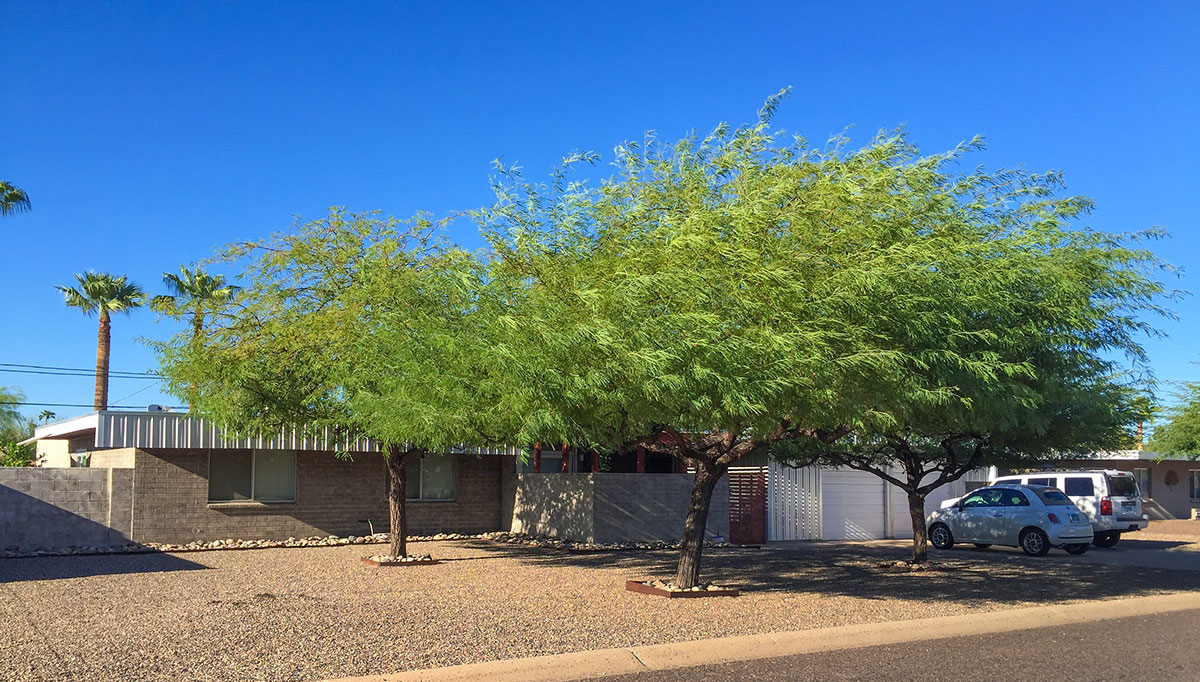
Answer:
xmin=0 ymin=468 xmax=134 ymax=551
xmin=131 ymin=449 xmax=512 ymax=544
xmin=510 ymin=473 xmax=731 ymax=543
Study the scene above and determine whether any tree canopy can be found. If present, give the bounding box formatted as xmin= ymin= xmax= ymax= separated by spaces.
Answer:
xmin=480 ymin=89 xmax=1172 ymax=577
xmin=154 ymin=209 xmax=510 ymax=556
xmin=1149 ymin=383 xmax=1200 ymax=456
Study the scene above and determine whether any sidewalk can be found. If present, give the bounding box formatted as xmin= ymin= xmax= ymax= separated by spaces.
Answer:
xmin=325 ymin=591 xmax=1200 ymax=682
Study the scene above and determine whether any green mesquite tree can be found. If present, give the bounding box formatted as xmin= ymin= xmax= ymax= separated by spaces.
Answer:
xmin=1149 ymin=383 xmax=1200 ymax=456
xmin=481 ymin=89 xmax=1172 ymax=584
xmin=154 ymin=210 xmax=510 ymax=558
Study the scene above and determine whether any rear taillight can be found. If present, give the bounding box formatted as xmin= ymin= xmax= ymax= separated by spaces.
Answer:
xmin=1100 ymin=497 xmax=1113 ymax=516
xmin=1047 ymin=512 xmax=1061 ymax=524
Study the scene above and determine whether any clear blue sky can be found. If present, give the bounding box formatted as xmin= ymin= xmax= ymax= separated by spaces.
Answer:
xmin=2 ymin=2 xmax=1198 ymax=420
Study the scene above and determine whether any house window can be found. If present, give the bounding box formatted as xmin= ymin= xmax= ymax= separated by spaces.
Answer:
xmin=406 ymin=454 xmax=455 ymax=501
xmin=1190 ymin=471 xmax=1200 ymax=500
xmin=208 ymin=450 xmax=297 ymax=503
xmin=1134 ymin=468 xmax=1152 ymax=499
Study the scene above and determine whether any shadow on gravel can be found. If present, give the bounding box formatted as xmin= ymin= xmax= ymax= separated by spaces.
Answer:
xmin=456 ymin=539 xmax=1200 ymax=604
xmin=0 ymin=551 xmax=208 ymax=583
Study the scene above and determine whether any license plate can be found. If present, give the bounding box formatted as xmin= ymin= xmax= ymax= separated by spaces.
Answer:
xmin=1070 ymin=514 xmax=1081 ymax=523
xmin=1122 ymin=502 xmax=1135 ymax=509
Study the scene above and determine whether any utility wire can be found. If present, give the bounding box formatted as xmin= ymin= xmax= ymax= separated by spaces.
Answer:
xmin=0 ymin=362 xmax=162 ymax=378
xmin=0 ymin=401 xmax=186 ymax=409
xmin=0 ymin=368 xmax=163 ymax=379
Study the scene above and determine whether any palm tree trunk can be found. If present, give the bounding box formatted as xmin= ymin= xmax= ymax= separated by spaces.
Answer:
xmin=94 ymin=310 xmax=110 ymax=410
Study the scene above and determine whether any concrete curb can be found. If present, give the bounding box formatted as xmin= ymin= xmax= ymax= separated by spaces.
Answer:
xmin=325 ymin=591 xmax=1200 ymax=682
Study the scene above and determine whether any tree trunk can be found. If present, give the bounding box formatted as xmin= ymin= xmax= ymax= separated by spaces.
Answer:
xmin=674 ymin=466 xmax=721 ymax=589
xmin=94 ymin=310 xmax=110 ymax=410
xmin=188 ymin=309 xmax=204 ymax=410
xmin=384 ymin=445 xmax=412 ymax=558
xmin=907 ymin=490 xmax=929 ymax=563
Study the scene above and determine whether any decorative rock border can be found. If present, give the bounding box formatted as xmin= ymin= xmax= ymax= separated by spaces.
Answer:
xmin=625 ymin=579 xmax=739 ymax=598
xmin=1 ymin=531 xmax=739 ymax=559
xmin=361 ymin=554 xmax=440 ymax=567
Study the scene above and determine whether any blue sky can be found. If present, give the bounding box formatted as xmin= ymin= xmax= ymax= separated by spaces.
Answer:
xmin=2 ymin=2 xmax=1198 ymax=420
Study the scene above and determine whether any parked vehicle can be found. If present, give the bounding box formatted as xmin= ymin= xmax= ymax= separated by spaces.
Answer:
xmin=989 ymin=470 xmax=1147 ymax=548
xmin=927 ymin=485 xmax=1094 ymax=556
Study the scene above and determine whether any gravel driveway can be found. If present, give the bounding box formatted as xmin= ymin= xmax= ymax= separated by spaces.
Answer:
xmin=1 ymin=539 xmax=1195 ymax=682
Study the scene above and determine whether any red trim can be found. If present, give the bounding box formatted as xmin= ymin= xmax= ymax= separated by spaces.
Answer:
xmin=636 ymin=445 xmax=646 ymax=473
xmin=591 ymin=451 xmax=600 ymax=473
xmin=533 ymin=443 xmax=541 ymax=473
xmin=561 ymin=443 xmax=570 ymax=473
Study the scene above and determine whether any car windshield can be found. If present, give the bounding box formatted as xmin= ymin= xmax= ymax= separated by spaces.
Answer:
xmin=1035 ymin=488 xmax=1076 ymax=506
xmin=1108 ymin=475 xmax=1139 ymax=498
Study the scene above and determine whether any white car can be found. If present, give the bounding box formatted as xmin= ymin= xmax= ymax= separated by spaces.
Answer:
xmin=927 ymin=485 xmax=1094 ymax=556
xmin=990 ymin=470 xmax=1147 ymax=548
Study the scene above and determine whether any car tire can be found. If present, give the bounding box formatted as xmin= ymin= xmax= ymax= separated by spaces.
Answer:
xmin=973 ymin=543 xmax=991 ymax=549
xmin=929 ymin=523 xmax=954 ymax=550
xmin=1064 ymin=543 xmax=1090 ymax=555
xmin=1019 ymin=528 xmax=1050 ymax=557
xmin=1093 ymin=532 xmax=1120 ymax=548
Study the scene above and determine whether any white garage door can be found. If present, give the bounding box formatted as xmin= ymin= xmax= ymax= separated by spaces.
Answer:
xmin=821 ymin=468 xmax=887 ymax=540
xmin=887 ymin=470 xmax=980 ymax=539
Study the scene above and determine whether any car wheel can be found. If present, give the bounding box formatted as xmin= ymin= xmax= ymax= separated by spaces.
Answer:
xmin=1019 ymin=528 xmax=1050 ymax=557
xmin=929 ymin=523 xmax=954 ymax=549
xmin=973 ymin=543 xmax=992 ymax=549
xmin=1064 ymin=543 xmax=1090 ymax=555
xmin=1093 ymin=532 xmax=1120 ymax=548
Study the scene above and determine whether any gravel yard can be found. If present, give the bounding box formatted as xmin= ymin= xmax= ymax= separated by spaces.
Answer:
xmin=1 ymin=539 xmax=1196 ymax=682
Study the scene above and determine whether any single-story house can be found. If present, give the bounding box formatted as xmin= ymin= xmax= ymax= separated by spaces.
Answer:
xmin=10 ymin=410 xmax=733 ymax=550
xmin=9 ymin=409 xmax=994 ymax=552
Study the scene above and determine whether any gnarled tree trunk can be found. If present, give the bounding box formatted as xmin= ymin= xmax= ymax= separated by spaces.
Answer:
xmin=674 ymin=464 xmax=722 ymax=589
xmin=384 ymin=444 xmax=415 ymax=558
xmin=907 ymin=490 xmax=929 ymax=563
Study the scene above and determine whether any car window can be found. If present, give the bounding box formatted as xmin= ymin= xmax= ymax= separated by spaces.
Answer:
xmin=998 ymin=489 xmax=1030 ymax=506
xmin=1107 ymin=475 xmax=1139 ymax=498
xmin=961 ymin=492 xmax=990 ymax=508
xmin=1027 ymin=477 xmax=1052 ymax=487
xmin=1063 ymin=477 xmax=1095 ymax=497
xmin=1036 ymin=488 xmax=1076 ymax=506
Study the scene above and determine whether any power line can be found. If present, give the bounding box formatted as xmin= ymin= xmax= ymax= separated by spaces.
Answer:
xmin=0 ymin=362 xmax=162 ymax=378
xmin=0 ymin=368 xmax=163 ymax=380
xmin=0 ymin=401 xmax=186 ymax=409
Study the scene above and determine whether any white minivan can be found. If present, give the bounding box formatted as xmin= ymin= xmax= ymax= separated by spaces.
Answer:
xmin=990 ymin=470 xmax=1147 ymax=547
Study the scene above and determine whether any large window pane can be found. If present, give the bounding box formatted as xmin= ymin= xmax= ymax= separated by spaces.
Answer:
xmin=420 ymin=454 xmax=455 ymax=500
xmin=405 ymin=459 xmax=419 ymax=499
xmin=253 ymin=450 xmax=296 ymax=502
xmin=209 ymin=450 xmax=253 ymax=501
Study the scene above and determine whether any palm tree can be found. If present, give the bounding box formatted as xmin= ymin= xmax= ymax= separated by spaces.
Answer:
xmin=151 ymin=265 xmax=239 ymax=340
xmin=37 ymin=410 xmax=57 ymax=424
xmin=151 ymin=266 xmax=239 ymax=409
xmin=0 ymin=181 xmax=31 ymax=216
xmin=57 ymin=272 xmax=145 ymax=410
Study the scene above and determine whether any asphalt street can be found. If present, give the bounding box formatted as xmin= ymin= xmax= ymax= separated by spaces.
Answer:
xmin=604 ymin=608 xmax=1200 ymax=681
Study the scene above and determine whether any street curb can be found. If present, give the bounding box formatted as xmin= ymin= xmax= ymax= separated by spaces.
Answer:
xmin=323 ymin=591 xmax=1200 ymax=682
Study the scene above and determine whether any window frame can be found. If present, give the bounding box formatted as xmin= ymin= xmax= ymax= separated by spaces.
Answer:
xmin=404 ymin=453 xmax=457 ymax=502
xmin=207 ymin=449 xmax=298 ymax=504
xmin=1190 ymin=470 xmax=1200 ymax=501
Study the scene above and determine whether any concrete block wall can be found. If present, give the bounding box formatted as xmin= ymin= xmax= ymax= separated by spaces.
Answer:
xmin=594 ymin=473 xmax=729 ymax=543
xmin=510 ymin=473 xmax=730 ymax=543
xmin=510 ymin=474 xmax=596 ymax=541
xmin=131 ymin=448 xmax=511 ymax=544
xmin=0 ymin=468 xmax=135 ymax=551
